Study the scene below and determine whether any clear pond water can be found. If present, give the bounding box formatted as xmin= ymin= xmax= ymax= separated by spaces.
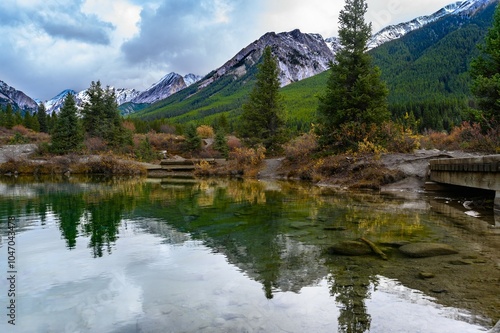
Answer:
xmin=0 ymin=176 xmax=498 ymax=333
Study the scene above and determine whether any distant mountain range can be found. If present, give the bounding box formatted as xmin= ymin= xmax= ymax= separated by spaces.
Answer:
xmin=0 ymin=0 xmax=497 ymax=120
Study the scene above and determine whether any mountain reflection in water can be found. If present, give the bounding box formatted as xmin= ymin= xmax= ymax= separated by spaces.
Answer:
xmin=0 ymin=176 xmax=497 ymax=333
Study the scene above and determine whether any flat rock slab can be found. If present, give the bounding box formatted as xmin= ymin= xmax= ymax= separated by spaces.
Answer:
xmin=399 ymin=243 xmax=458 ymax=258
xmin=327 ymin=240 xmax=372 ymax=256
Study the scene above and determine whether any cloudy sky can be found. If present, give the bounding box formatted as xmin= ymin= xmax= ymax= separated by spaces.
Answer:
xmin=0 ymin=0 xmax=455 ymax=101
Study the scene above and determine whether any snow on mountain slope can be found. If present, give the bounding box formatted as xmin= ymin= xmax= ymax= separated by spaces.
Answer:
xmin=131 ymin=73 xmax=202 ymax=104
xmin=367 ymin=0 xmax=497 ymax=49
xmin=43 ymin=73 xmax=201 ymax=113
xmin=0 ymin=80 xmax=39 ymax=112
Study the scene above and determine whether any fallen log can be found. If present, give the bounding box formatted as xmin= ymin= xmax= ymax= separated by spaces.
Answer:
xmin=360 ymin=237 xmax=388 ymax=260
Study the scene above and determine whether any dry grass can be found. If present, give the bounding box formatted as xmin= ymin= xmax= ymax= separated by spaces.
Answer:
xmin=0 ymin=154 xmax=146 ymax=176
xmin=0 ymin=126 xmax=50 ymax=145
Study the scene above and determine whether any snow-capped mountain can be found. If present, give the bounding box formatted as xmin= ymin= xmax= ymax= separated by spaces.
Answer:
xmin=43 ymin=73 xmax=201 ymax=114
xmin=131 ymin=73 xmax=202 ymax=104
xmin=0 ymin=80 xmax=38 ymax=112
xmin=115 ymin=88 xmax=141 ymax=106
xmin=43 ymin=89 xmax=77 ymax=114
xmin=198 ymin=29 xmax=337 ymax=90
xmin=367 ymin=0 xmax=497 ymax=49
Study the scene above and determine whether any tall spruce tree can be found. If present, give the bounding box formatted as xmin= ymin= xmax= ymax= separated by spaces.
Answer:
xmin=51 ymin=93 xmax=83 ymax=154
xmin=316 ymin=0 xmax=389 ymax=151
xmin=37 ymin=103 xmax=48 ymax=133
xmin=470 ymin=3 xmax=500 ymax=128
xmin=239 ymin=46 xmax=286 ymax=152
xmin=5 ymin=104 xmax=14 ymax=129
xmin=82 ymin=81 xmax=106 ymax=138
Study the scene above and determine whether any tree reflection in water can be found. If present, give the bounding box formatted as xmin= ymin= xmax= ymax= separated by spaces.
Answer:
xmin=0 ymin=177 xmax=498 ymax=330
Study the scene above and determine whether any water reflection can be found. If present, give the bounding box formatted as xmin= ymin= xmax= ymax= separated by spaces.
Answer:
xmin=0 ymin=176 xmax=498 ymax=332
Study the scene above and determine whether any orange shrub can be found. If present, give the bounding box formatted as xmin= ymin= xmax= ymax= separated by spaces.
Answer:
xmin=12 ymin=125 xmax=30 ymax=136
xmin=196 ymin=125 xmax=214 ymax=138
xmin=122 ymin=121 xmax=136 ymax=133
xmin=229 ymin=145 xmax=266 ymax=177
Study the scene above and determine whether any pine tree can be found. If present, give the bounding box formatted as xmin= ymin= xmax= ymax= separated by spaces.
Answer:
xmin=184 ymin=124 xmax=201 ymax=153
xmin=51 ymin=93 xmax=84 ymax=154
xmin=23 ymin=111 xmax=39 ymax=131
xmin=82 ymin=81 xmax=106 ymax=138
xmin=37 ymin=103 xmax=48 ymax=133
xmin=316 ymin=0 xmax=389 ymax=151
xmin=239 ymin=46 xmax=286 ymax=152
xmin=470 ymin=2 xmax=500 ymax=128
xmin=214 ymin=128 xmax=229 ymax=158
xmin=0 ymin=107 xmax=5 ymax=127
xmin=5 ymin=104 xmax=14 ymax=129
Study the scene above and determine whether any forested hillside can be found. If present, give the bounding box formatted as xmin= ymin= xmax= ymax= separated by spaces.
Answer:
xmin=371 ymin=2 xmax=497 ymax=131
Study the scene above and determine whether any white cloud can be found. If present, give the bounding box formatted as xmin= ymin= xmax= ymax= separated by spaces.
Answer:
xmin=82 ymin=0 xmax=142 ymax=43
xmin=259 ymin=0 xmax=341 ymax=37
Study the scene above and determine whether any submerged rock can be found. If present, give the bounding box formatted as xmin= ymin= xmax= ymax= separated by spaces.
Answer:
xmin=327 ymin=241 xmax=372 ymax=256
xmin=399 ymin=243 xmax=458 ymax=258
xmin=419 ymin=272 xmax=435 ymax=279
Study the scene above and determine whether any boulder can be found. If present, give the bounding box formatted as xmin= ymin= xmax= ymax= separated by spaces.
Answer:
xmin=327 ymin=241 xmax=372 ymax=256
xmin=399 ymin=243 xmax=458 ymax=258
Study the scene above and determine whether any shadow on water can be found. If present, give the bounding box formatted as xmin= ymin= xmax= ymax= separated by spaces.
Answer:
xmin=0 ymin=176 xmax=498 ymax=332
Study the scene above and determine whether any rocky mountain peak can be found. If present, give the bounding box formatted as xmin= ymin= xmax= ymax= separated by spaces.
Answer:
xmin=0 ymin=80 xmax=39 ymax=112
xmin=198 ymin=29 xmax=336 ymax=89
xmin=131 ymin=72 xmax=202 ymax=104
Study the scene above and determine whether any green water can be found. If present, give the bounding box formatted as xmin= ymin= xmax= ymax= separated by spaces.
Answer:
xmin=0 ymin=176 xmax=498 ymax=332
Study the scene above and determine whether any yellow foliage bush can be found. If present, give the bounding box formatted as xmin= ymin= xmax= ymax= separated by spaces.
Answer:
xmin=229 ymin=145 xmax=266 ymax=177
xmin=196 ymin=125 xmax=214 ymax=139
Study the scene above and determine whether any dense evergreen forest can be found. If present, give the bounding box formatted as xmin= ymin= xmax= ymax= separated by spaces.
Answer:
xmin=371 ymin=3 xmax=497 ymax=132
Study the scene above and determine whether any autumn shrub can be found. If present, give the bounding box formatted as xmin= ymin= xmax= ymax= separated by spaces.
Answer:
xmin=196 ymin=125 xmax=214 ymax=138
xmin=122 ymin=120 xmax=136 ymax=133
xmin=420 ymin=130 xmax=458 ymax=150
xmin=452 ymin=122 xmax=499 ymax=153
xmin=159 ymin=124 xmax=176 ymax=134
xmin=227 ymin=136 xmax=242 ymax=151
xmin=85 ymin=137 xmax=109 ymax=153
xmin=12 ymin=125 xmax=30 ymax=136
xmin=229 ymin=145 xmax=266 ymax=177
xmin=85 ymin=154 xmax=146 ymax=175
xmin=376 ymin=122 xmax=420 ymax=153
xmin=357 ymin=138 xmax=387 ymax=159
xmin=420 ymin=122 xmax=499 ymax=153
xmin=194 ymin=159 xmax=213 ymax=176
xmin=141 ymin=132 xmax=184 ymax=154
xmin=284 ymin=132 xmax=318 ymax=163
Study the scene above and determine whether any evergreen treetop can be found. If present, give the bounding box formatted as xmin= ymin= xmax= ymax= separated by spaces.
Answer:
xmin=50 ymin=93 xmax=84 ymax=154
xmin=316 ymin=0 xmax=389 ymax=151
xmin=239 ymin=46 xmax=286 ymax=153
